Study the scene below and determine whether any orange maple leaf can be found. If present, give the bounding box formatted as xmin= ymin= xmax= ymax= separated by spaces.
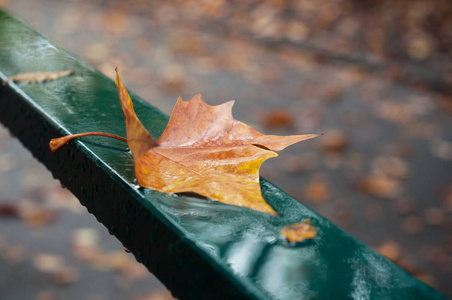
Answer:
xmin=50 ymin=69 xmax=318 ymax=215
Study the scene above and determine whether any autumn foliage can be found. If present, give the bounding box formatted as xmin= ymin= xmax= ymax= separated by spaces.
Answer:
xmin=50 ymin=69 xmax=318 ymax=215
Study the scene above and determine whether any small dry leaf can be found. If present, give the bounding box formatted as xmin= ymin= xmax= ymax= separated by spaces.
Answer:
xmin=20 ymin=209 xmax=57 ymax=227
xmin=375 ymin=240 xmax=400 ymax=261
xmin=3 ymin=69 xmax=74 ymax=85
xmin=423 ymin=207 xmax=445 ymax=226
xmin=3 ymin=244 xmax=25 ymax=263
xmin=32 ymin=253 xmax=65 ymax=273
xmin=355 ymin=174 xmax=401 ymax=199
xmin=71 ymin=227 xmax=100 ymax=248
xmin=401 ymin=216 xmax=423 ymax=235
xmin=441 ymin=186 xmax=452 ymax=211
xmin=439 ymin=96 xmax=452 ymax=115
xmin=426 ymin=247 xmax=451 ymax=271
xmin=393 ymin=198 xmax=416 ymax=216
xmin=261 ymin=109 xmax=295 ymax=129
xmin=336 ymin=207 xmax=353 ymax=228
xmin=371 ymin=156 xmax=410 ymax=180
xmin=36 ymin=291 xmax=58 ymax=300
xmin=430 ymin=138 xmax=452 ymax=161
xmin=321 ymin=130 xmax=349 ymax=153
xmin=304 ymin=176 xmax=331 ymax=203
xmin=52 ymin=266 xmax=80 ymax=286
xmin=281 ymin=219 xmax=317 ymax=243
xmin=20 ymin=208 xmax=57 ymax=227
xmin=143 ymin=290 xmax=177 ymax=300
xmin=0 ymin=203 xmax=19 ymax=218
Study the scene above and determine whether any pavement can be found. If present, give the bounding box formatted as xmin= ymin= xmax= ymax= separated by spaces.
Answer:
xmin=0 ymin=0 xmax=451 ymax=298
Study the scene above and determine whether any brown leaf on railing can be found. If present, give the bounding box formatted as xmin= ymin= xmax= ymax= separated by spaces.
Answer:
xmin=3 ymin=69 xmax=74 ymax=85
xmin=281 ymin=219 xmax=317 ymax=243
xmin=50 ymin=69 xmax=319 ymax=215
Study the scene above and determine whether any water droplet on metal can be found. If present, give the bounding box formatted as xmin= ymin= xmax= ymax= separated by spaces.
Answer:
xmin=130 ymin=184 xmax=141 ymax=190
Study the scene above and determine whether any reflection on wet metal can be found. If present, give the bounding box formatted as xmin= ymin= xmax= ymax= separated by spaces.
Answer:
xmin=225 ymin=237 xmax=266 ymax=276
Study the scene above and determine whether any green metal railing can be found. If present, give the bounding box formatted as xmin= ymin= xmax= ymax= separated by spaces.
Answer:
xmin=0 ymin=10 xmax=446 ymax=300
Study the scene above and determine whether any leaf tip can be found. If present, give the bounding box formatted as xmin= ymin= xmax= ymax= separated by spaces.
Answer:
xmin=115 ymin=68 xmax=121 ymax=83
xmin=269 ymin=209 xmax=279 ymax=216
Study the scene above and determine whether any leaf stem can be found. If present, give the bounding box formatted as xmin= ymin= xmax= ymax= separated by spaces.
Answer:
xmin=49 ymin=132 xmax=127 ymax=152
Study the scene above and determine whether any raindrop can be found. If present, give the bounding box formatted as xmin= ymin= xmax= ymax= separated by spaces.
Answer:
xmin=130 ymin=184 xmax=141 ymax=190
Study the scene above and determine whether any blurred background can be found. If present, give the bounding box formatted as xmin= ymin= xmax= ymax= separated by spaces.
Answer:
xmin=0 ymin=0 xmax=451 ymax=298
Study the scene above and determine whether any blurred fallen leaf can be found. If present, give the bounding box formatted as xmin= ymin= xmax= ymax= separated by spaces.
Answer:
xmin=139 ymin=290 xmax=177 ymax=300
xmin=3 ymin=69 xmax=74 ymax=85
xmin=407 ymin=36 xmax=433 ymax=60
xmin=285 ymin=21 xmax=309 ymax=43
xmin=401 ymin=216 xmax=423 ymax=235
xmin=3 ymin=244 xmax=25 ymax=263
xmin=375 ymin=240 xmax=400 ymax=261
xmin=161 ymin=65 xmax=187 ymax=93
xmin=336 ymin=207 xmax=353 ymax=228
xmin=441 ymin=186 xmax=452 ymax=211
xmin=355 ymin=174 xmax=401 ymax=199
xmin=375 ymin=241 xmax=437 ymax=287
xmin=0 ymin=203 xmax=19 ymax=218
xmin=423 ymin=207 xmax=445 ymax=226
xmin=261 ymin=109 xmax=295 ymax=129
xmin=36 ymin=291 xmax=58 ymax=300
xmin=321 ymin=130 xmax=348 ymax=153
xmin=439 ymin=96 xmax=452 ymax=115
xmin=426 ymin=247 xmax=451 ymax=271
xmin=321 ymin=84 xmax=344 ymax=103
xmin=52 ymin=266 xmax=80 ymax=286
xmin=169 ymin=33 xmax=206 ymax=56
xmin=393 ymin=198 xmax=416 ymax=216
xmin=304 ymin=175 xmax=331 ymax=203
xmin=72 ymin=227 xmax=100 ymax=248
xmin=32 ymin=253 xmax=64 ymax=273
xmin=371 ymin=156 xmax=410 ymax=180
xmin=430 ymin=139 xmax=452 ymax=161
xmin=281 ymin=153 xmax=318 ymax=174
xmin=20 ymin=209 xmax=57 ymax=227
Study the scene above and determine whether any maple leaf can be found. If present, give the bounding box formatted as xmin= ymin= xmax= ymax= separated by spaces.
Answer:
xmin=50 ymin=69 xmax=318 ymax=215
